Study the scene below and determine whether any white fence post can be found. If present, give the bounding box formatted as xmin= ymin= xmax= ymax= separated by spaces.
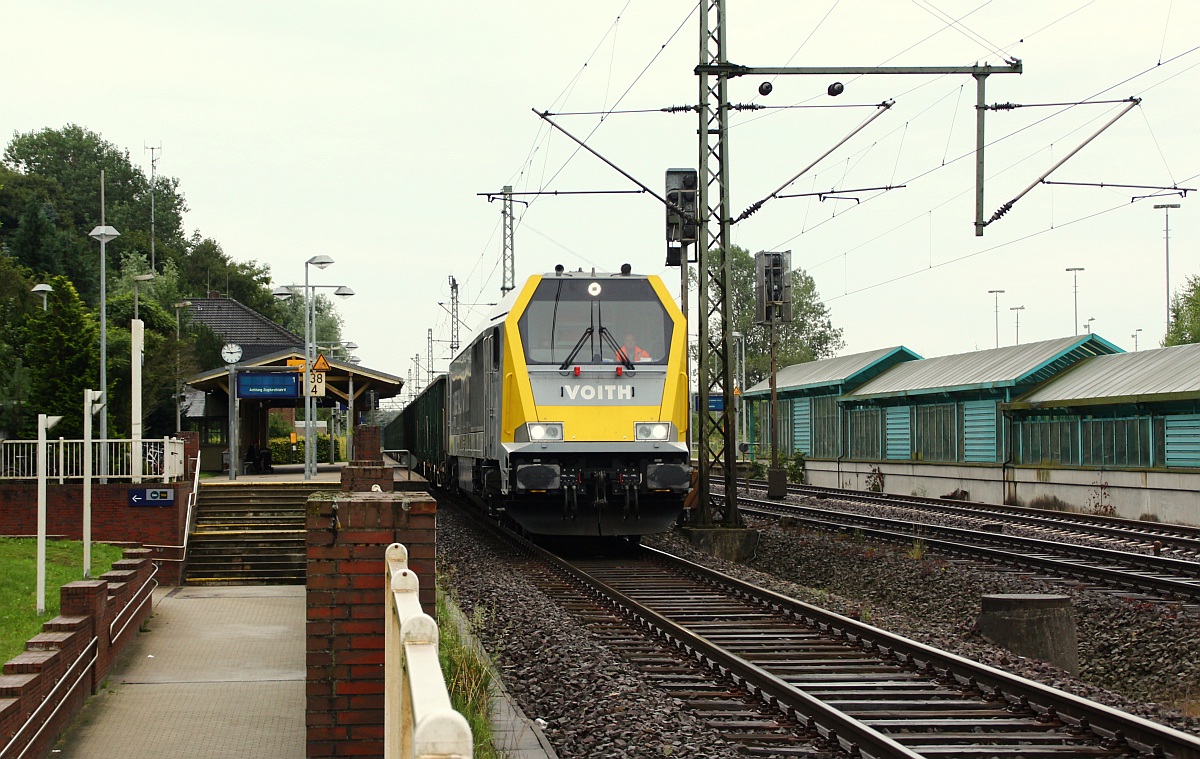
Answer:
xmin=384 ymin=542 xmax=472 ymax=759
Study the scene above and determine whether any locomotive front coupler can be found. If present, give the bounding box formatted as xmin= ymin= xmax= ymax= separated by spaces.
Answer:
xmin=593 ymin=471 xmax=609 ymax=506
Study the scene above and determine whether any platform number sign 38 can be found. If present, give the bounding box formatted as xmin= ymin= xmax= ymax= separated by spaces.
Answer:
xmin=307 ymin=371 xmax=326 ymax=396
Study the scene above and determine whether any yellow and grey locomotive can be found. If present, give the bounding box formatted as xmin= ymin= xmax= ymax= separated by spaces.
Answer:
xmin=390 ymin=264 xmax=691 ymax=536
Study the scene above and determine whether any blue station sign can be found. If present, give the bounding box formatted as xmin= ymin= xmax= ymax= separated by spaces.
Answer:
xmin=237 ymin=371 xmax=301 ymax=399
xmin=129 ymin=488 xmax=176 ymax=507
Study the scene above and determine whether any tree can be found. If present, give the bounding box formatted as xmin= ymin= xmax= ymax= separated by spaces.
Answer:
xmin=1165 ymin=275 xmax=1200 ymax=347
xmin=700 ymin=245 xmax=844 ymax=388
xmin=0 ymin=254 xmax=36 ymax=436
xmin=22 ymin=276 xmax=100 ymax=438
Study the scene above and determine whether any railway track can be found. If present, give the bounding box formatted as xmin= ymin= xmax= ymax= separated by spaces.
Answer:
xmin=496 ymin=521 xmax=1200 ymax=759
xmin=722 ymin=492 xmax=1200 ymax=608
xmin=748 ymin=480 xmax=1200 ymax=561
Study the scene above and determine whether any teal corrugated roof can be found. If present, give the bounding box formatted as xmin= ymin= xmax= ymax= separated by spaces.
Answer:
xmin=1012 ymin=342 xmax=1200 ymax=408
xmin=744 ymin=346 xmax=921 ymax=399
xmin=842 ymin=334 xmax=1122 ymax=401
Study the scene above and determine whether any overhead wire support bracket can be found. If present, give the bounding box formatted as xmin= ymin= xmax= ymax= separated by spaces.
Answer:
xmin=1038 ymin=180 xmax=1194 ymax=202
xmin=532 ymin=108 xmax=689 ymax=217
xmin=477 ymin=189 xmax=645 ymax=201
xmin=736 ymin=100 xmax=894 ymax=222
xmin=776 ymin=184 xmax=906 ymax=200
xmin=985 ymin=98 xmax=1142 ymax=227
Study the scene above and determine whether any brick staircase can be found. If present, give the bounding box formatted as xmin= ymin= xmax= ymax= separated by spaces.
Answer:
xmin=183 ymin=482 xmax=340 ymax=585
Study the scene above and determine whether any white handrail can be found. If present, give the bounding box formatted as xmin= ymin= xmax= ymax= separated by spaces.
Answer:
xmin=384 ymin=543 xmax=472 ymax=759
xmin=0 ymin=437 xmax=187 ymax=482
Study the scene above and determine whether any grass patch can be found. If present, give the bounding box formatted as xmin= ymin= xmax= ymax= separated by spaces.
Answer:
xmin=437 ymin=585 xmax=504 ymax=759
xmin=0 ymin=538 xmax=127 ymax=664
xmin=1028 ymin=494 xmax=1072 ymax=511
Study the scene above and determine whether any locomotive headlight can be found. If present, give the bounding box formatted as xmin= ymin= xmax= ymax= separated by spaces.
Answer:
xmin=635 ymin=422 xmax=671 ymax=441
xmin=526 ymin=422 xmax=564 ymax=441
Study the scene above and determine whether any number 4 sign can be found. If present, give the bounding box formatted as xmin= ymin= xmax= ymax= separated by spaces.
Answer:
xmin=307 ymin=371 xmax=326 ymax=396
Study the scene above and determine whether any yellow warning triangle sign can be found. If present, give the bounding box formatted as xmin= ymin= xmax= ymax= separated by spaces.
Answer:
xmin=312 ymin=354 xmax=331 ymax=372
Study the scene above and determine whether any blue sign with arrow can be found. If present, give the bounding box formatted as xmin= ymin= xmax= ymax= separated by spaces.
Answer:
xmin=129 ymin=488 xmax=176 ymax=507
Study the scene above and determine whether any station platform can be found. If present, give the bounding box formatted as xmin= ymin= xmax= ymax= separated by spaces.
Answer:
xmin=206 ymin=460 xmax=426 ymax=486
xmin=49 ymin=466 xmax=552 ymax=758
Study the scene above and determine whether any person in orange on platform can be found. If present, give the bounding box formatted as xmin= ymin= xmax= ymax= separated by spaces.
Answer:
xmin=616 ymin=333 xmax=651 ymax=363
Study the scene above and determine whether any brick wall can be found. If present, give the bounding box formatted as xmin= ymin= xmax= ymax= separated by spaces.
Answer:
xmin=0 ymin=483 xmax=190 ymax=585
xmin=0 ymin=548 xmax=155 ymax=759
xmin=305 ymin=490 xmax=436 ymax=758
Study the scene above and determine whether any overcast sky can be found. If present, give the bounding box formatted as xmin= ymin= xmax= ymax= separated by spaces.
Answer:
xmin=5 ymin=2 xmax=1198 ymax=393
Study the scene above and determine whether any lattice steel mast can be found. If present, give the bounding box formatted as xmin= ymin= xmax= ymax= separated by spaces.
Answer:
xmin=501 ymin=185 xmax=515 ymax=295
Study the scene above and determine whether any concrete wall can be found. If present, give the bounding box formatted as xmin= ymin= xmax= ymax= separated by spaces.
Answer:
xmin=806 ymin=459 xmax=1200 ymax=525
xmin=305 ymin=490 xmax=437 ymax=758
xmin=0 ymin=549 xmax=155 ymax=759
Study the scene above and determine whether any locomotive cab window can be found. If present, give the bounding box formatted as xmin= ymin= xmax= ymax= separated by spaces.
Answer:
xmin=519 ymin=278 xmax=673 ymax=366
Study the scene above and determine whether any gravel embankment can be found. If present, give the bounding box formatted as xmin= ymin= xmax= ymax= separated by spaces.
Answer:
xmin=438 ymin=503 xmax=1200 ymax=758
xmin=438 ymin=506 xmax=746 ymax=759
xmin=648 ymin=517 xmax=1200 ymax=736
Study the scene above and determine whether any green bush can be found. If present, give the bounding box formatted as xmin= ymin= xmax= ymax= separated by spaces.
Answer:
xmin=785 ymin=452 xmax=807 ymax=483
xmin=269 ymin=435 xmax=340 ymax=465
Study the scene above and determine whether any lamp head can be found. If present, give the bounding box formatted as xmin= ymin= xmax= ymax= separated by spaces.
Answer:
xmin=334 ymin=286 xmax=355 ymax=298
xmin=307 ymin=255 xmax=335 ymax=269
xmin=32 ymin=283 xmax=53 ymax=294
xmin=133 ymin=273 xmax=156 ymax=282
xmin=272 ymin=286 xmax=294 ymax=300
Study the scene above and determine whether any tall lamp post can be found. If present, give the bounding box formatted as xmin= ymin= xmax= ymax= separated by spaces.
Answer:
xmin=1132 ymin=328 xmax=1142 ymax=352
xmin=1010 ymin=305 xmax=1026 ymax=345
xmin=987 ymin=289 xmax=1004 ymax=348
xmin=1084 ymin=317 xmax=1095 ymax=334
xmin=1065 ymin=268 xmax=1084 ymax=336
xmin=273 ymin=256 xmax=354 ymax=480
xmin=89 ymin=173 xmax=120 ymax=483
xmin=32 ymin=283 xmax=53 ymax=311
xmin=174 ymin=301 xmax=192 ymax=432
xmin=1154 ymin=203 xmax=1181 ymax=332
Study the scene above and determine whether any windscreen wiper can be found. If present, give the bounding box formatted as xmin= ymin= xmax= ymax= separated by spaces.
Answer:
xmin=599 ymin=327 xmax=634 ymax=371
xmin=559 ymin=327 xmax=594 ymax=370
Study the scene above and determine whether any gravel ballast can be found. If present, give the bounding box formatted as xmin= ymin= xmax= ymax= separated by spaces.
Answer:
xmin=437 ymin=502 xmax=1200 ymax=757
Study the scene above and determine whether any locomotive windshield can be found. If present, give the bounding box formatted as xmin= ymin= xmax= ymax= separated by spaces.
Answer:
xmin=518 ymin=277 xmax=673 ymax=366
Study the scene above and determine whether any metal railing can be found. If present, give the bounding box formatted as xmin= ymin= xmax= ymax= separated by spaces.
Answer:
xmin=0 ymin=437 xmax=187 ymax=482
xmin=384 ymin=542 xmax=471 ymax=759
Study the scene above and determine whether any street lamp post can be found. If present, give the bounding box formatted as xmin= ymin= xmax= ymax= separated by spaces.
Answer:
xmin=89 ymin=171 xmax=120 ymax=483
xmin=132 ymin=273 xmax=155 ymax=321
xmin=273 ymin=256 xmax=354 ymax=480
xmin=987 ymin=289 xmax=1004 ymax=348
xmin=174 ymin=301 xmax=192 ymax=432
xmin=1132 ymin=328 xmax=1142 ymax=351
xmin=1084 ymin=317 xmax=1095 ymax=334
xmin=1010 ymin=305 xmax=1026 ymax=345
xmin=32 ymin=283 xmax=53 ymax=311
xmin=1065 ymin=268 xmax=1084 ymax=336
xmin=1154 ymin=203 xmax=1181 ymax=333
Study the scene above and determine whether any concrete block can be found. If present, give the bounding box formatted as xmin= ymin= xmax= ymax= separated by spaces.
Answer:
xmin=680 ymin=527 xmax=759 ymax=563
xmin=977 ymin=593 xmax=1078 ymax=675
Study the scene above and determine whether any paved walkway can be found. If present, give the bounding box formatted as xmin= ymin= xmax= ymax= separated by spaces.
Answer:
xmin=54 ymin=586 xmax=306 ymax=758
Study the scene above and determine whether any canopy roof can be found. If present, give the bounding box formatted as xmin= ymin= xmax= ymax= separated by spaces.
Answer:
xmin=1010 ymin=342 xmax=1200 ymax=409
xmin=744 ymin=346 xmax=921 ymax=399
xmin=843 ymin=334 xmax=1122 ymax=401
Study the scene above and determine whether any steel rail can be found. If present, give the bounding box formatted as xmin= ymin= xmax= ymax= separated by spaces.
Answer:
xmin=519 ymin=531 xmax=925 ymax=758
xmin=456 ymin=495 xmax=1200 ymax=758
xmin=764 ymin=480 xmax=1200 ymax=553
xmin=638 ymin=545 xmax=1200 ymax=759
xmin=730 ymin=495 xmax=1200 ymax=603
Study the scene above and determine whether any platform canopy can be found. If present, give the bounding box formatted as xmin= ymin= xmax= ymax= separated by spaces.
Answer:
xmin=184 ymin=348 xmax=403 ymax=409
